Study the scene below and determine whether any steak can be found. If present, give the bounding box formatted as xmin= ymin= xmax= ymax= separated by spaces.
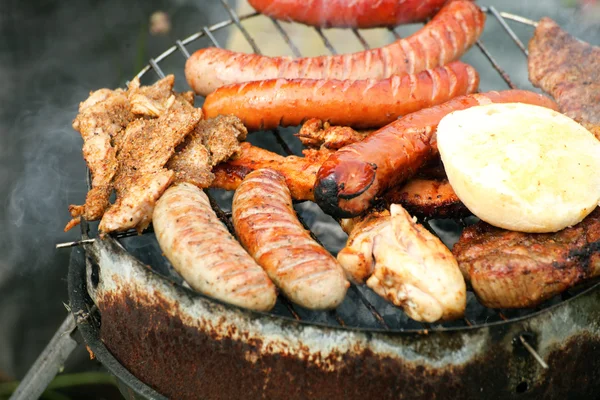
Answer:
xmin=528 ymin=17 xmax=600 ymax=140
xmin=453 ymin=207 xmax=600 ymax=308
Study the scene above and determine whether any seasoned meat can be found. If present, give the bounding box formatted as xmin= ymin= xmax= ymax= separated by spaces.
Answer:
xmin=453 ymin=207 xmax=600 ymax=309
xmin=296 ymin=118 xmax=372 ymax=149
xmin=337 ymin=207 xmax=391 ymax=284
xmin=99 ymin=96 xmax=202 ymax=233
xmin=529 ymin=18 xmax=600 ymax=139
xmin=65 ymin=87 xmax=134 ymax=231
xmin=128 ymin=75 xmax=178 ymax=117
xmin=168 ymin=115 xmax=247 ymax=187
xmin=212 ymin=142 xmax=333 ymax=201
xmin=383 ymin=178 xmax=470 ymax=219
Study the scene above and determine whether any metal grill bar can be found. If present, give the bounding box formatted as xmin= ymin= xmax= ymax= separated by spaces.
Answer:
xmin=475 ymin=40 xmax=518 ymax=89
xmin=270 ymin=19 xmax=302 ymax=57
xmin=219 ymin=0 xmax=262 ymax=54
xmin=352 ymin=28 xmax=371 ymax=50
xmin=149 ymin=59 xmax=166 ymax=79
xmin=175 ymin=40 xmax=191 ymax=58
xmin=489 ymin=6 xmax=529 ymax=56
xmin=350 ymin=286 xmax=390 ymax=330
xmin=280 ymin=296 xmax=302 ymax=320
xmin=388 ymin=27 xmax=401 ymax=40
xmin=203 ymin=27 xmax=222 ymax=49
xmin=271 ymin=129 xmax=296 ymax=156
xmin=314 ymin=27 xmax=337 ymax=54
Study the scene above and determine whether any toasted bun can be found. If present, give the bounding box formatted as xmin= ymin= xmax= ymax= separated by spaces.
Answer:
xmin=437 ymin=103 xmax=600 ymax=233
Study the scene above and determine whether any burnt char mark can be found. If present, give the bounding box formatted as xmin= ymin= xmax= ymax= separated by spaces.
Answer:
xmin=98 ymin=283 xmax=600 ymax=400
xmin=314 ymin=175 xmax=356 ymax=219
xmin=566 ymin=241 xmax=600 ymax=275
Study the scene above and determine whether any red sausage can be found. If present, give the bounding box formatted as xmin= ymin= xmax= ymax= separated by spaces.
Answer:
xmin=313 ymin=90 xmax=560 ymax=218
xmin=185 ymin=1 xmax=486 ymax=96
xmin=202 ymin=61 xmax=480 ymax=131
xmin=247 ymin=0 xmax=470 ymax=28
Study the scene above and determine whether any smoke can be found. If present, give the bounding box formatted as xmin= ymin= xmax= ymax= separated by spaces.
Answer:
xmin=0 ymin=0 xmax=234 ymax=379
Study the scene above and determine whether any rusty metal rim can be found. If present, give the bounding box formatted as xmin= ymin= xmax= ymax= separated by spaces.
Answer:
xmin=106 ymin=235 xmax=600 ymax=334
xmin=67 ymin=247 xmax=167 ymax=400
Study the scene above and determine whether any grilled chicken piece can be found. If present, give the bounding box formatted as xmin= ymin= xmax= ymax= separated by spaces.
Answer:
xmin=65 ymin=88 xmax=135 ymax=231
xmin=99 ymin=96 xmax=202 ymax=233
xmin=296 ymin=118 xmax=372 ymax=149
xmin=212 ymin=142 xmax=333 ymax=201
xmin=168 ymin=115 xmax=247 ymax=187
xmin=337 ymin=207 xmax=391 ymax=284
xmin=453 ymin=207 xmax=600 ymax=309
xmin=339 ymin=205 xmax=466 ymax=322
xmin=529 ymin=18 xmax=600 ymax=139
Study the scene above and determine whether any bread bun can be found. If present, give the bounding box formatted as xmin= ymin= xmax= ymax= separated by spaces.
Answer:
xmin=437 ymin=103 xmax=600 ymax=233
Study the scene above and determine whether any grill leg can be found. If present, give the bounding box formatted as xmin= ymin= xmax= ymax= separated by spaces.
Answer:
xmin=9 ymin=313 xmax=78 ymax=400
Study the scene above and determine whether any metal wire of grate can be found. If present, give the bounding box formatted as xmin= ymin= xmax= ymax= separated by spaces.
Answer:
xmin=68 ymin=2 xmax=556 ymax=333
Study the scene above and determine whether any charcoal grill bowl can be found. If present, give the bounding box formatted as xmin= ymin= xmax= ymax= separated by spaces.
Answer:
xmin=68 ymin=236 xmax=600 ymax=400
xmin=64 ymin=4 xmax=600 ymax=399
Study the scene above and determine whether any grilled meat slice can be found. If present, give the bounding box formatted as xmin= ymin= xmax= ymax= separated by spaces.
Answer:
xmin=99 ymin=96 xmax=202 ymax=233
xmin=212 ymin=142 xmax=332 ymax=201
xmin=338 ymin=205 xmax=466 ymax=322
xmin=337 ymin=207 xmax=391 ymax=284
xmin=453 ymin=208 xmax=600 ymax=309
xmin=127 ymin=75 xmax=176 ymax=117
xmin=529 ymin=18 xmax=600 ymax=139
xmin=65 ymin=88 xmax=135 ymax=231
xmin=296 ymin=118 xmax=373 ymax=149
xmin=383 ymin=178 xmax=470 ymax=219
xmin=168 ymin=115 xmax=247 ymax=187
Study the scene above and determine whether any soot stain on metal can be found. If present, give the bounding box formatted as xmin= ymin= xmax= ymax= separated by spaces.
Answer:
xmin=97 ymin=280 xmax=520 ymax=400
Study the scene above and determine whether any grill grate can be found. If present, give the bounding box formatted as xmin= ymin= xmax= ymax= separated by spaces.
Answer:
xmin=62 ymin=3 xmax=585 ymax=334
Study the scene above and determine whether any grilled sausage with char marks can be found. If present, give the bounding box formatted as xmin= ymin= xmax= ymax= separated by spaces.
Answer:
xmin=153 ymin=183 xmax=277 ymax=311
xmin=314 ymin=90 xmax=560 ymax=218
xmin=232 ymin=169 xmax=349 ymax=310
xmin=202 ymin=62 xmax=479 ymax=131
xmin=248 ymin=0 xmax=473 ymax=28
xmin=185 ymin=1 xmax=485 ymax=96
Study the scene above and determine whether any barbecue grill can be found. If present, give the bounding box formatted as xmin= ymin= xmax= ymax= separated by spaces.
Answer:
xmin=12 ymin=3 xmax=600 ymax=399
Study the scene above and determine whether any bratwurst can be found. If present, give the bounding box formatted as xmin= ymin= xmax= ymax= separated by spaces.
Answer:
xmin=202 ymin=61 xmax=479 ymax=130
xmin=314 ymin=90 xmax=560 ymax=218
xmin=153 ymin=183 xmax=277 ymax=311
xmin=185 ymin=1 xmax=485 ymax=96
xmin=232 ymin=169 xmax=349 ymax=310
xmin=247 ymin=0 xmax=471 ymax=28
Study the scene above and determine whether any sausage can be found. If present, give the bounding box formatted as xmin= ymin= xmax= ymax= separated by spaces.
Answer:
xmin=232 ymin=169 xmax=349 ymax=309
xmin=185 ymin=1 xmax=486 ymax=96
xmin=153 ymin=183 xmax=277 ymax=311
xmin=247 ymin=0 xmax=469 ymax=28
xmin=313 ymin=90 xmax=561 ymax=218
xmin=202 ymin=61 xmax=480 ymax=131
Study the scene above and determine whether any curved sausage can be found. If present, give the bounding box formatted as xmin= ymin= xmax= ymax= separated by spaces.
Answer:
xmin=232 ymin=169 xmax=349 ymax=310
xmin=202 ymin=61 xmax=480 ymax=130
xmin=185 ymin=1 xmax=486 ymax=96
xmin=153 ymin=183 xmax=277 ymax=312
xmin=248 ymin=0 xmax=469 ymax=28
xmin=313 ymin=90 xmax=561 ymax=218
